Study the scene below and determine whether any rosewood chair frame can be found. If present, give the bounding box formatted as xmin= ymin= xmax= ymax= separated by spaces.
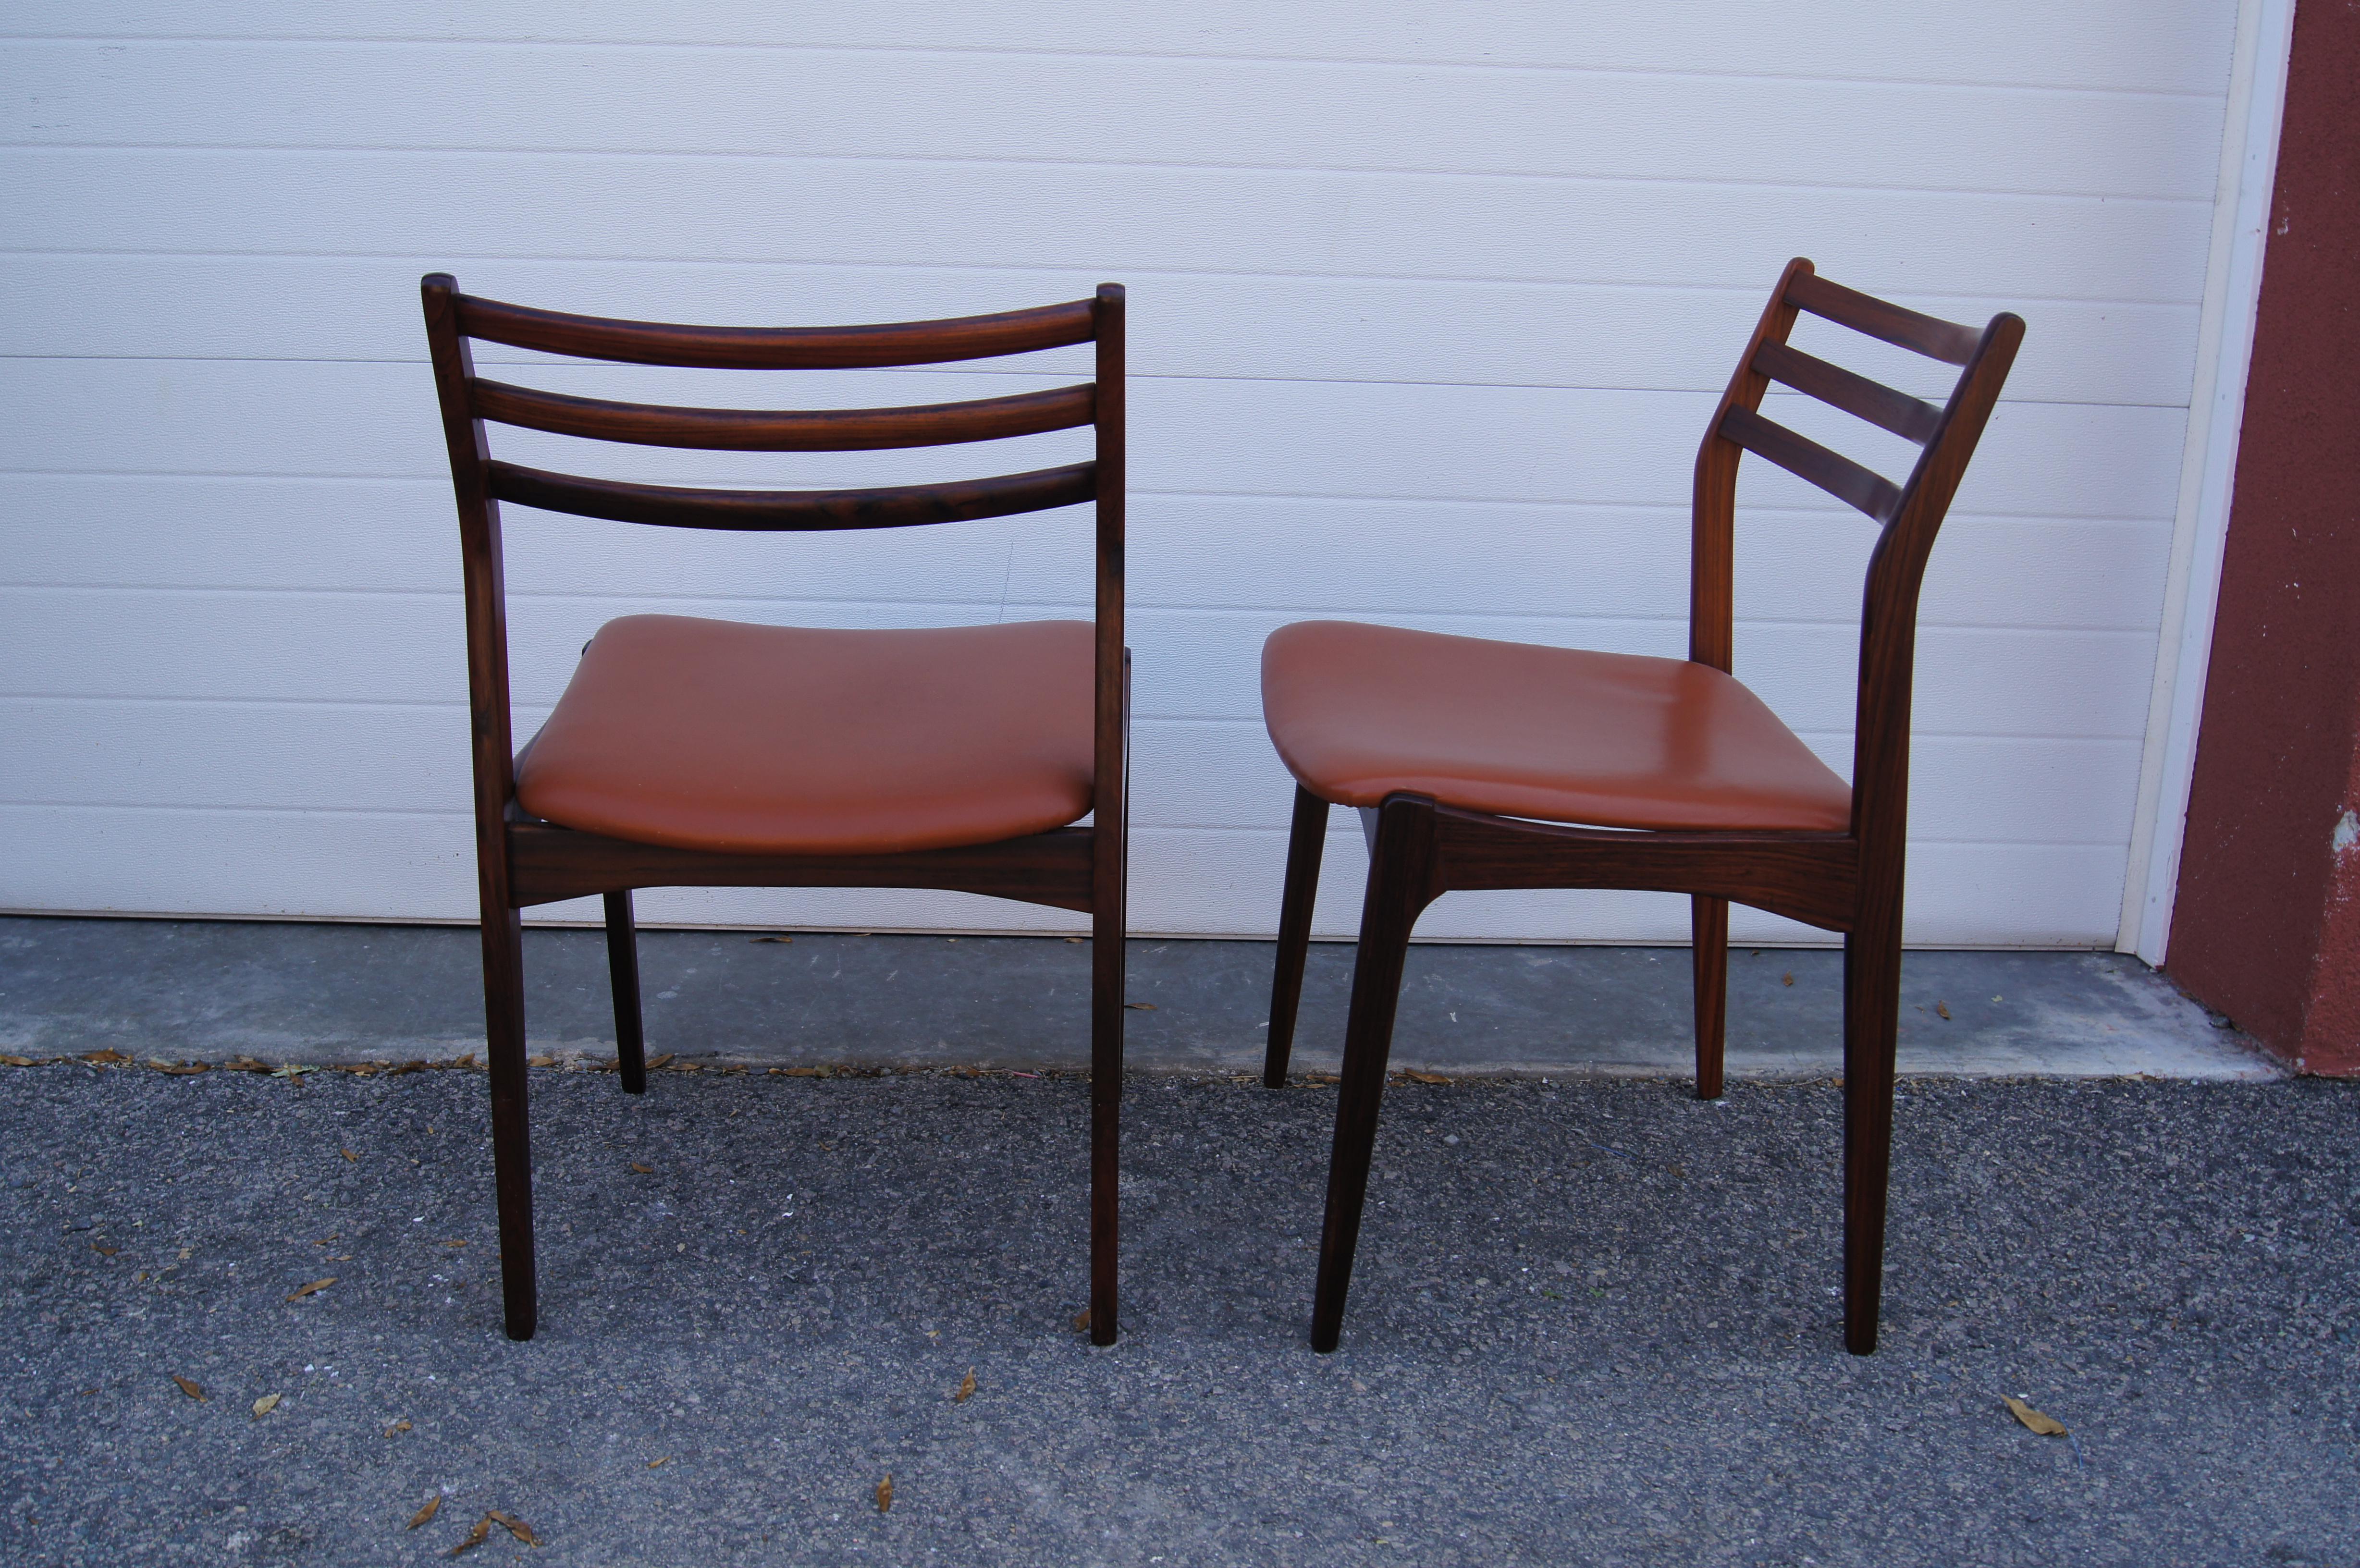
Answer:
xmin=1262 ymin=260 xmax=2023 ymax=1354
xmin=422 ymin=277 xmax=1131 ymax=1345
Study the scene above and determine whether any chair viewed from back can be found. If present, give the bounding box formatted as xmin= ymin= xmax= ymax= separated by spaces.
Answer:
xmin=1258 ymin=259 xmax=2024 ymax=1354
xmin=421 ymin=278 xmax=1131 ymax=1345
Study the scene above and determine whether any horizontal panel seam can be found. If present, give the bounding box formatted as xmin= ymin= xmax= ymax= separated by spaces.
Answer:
xmin=0 ymin=36 xmax=2238 ymax=104
xmin=0 ymin=142 xmax=2226 ymax=205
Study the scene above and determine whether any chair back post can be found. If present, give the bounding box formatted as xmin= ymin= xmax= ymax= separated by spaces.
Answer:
xmin=1091 ymin=285 xmax=1128 ymax=865
xmin=421 ymin=274 xmax=520 ymax=912
xmin=1846 ymin=312 xmax=2025 ymax=854
xmin=1688 ymin=257 xmax=1813 ymax=673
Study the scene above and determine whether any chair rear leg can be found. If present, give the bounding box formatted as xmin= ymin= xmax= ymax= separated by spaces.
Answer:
xmin=1311 ymin=795 xmax=1438 ymax=1354
xmin=1692 ymin=895 xmax=1728 ymax=1100
xmin=1087 ymin=843 xmax=1128 ymax=1348
xmin=1264 ymin=785 xmax=1331 ymax=1088
xmin=603 ymin=890 xmax=648 ymax=1094
xmin=481 ymin=905 xmax=538 ymax=1341
xmin=1840 ymin=901 xmax=1904 ymax=1355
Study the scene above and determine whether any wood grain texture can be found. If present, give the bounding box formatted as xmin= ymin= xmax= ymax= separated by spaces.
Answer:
xmin=507 ymin=821 xmax=1097 ymax=911
xmin=471 ymin=378 xmax=1092 ymax=452
xmin=457 ymin=292 xmax=1094 ymax=368
xmin=483 ymin=460 xmax=1095 ymax=532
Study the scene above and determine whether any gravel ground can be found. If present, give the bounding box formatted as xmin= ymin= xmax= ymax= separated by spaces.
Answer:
xmin=3 ymin=1061 xmax=2357 ymax=1567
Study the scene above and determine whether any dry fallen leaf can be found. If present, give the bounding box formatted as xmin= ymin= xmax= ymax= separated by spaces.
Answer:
xmin=444 ymin=1239 xmax=467 ymax=1249
xmin=487 ymin=1510 xmax=539 ymax=1546
xmin=450 ymin=1053 xmax=477 ymax=1070
xmin=645 ymin=1054 xmax=675 ymax=1070
xmin=2003 ymin=1395 xmax=2067 ymax=1435
xmin=1123 ymin=1002 xmax=1157 ymax=1011
xmin=1935 ymin=1001 xmax=1953 ymax=1020
xmin=90 ymin=1243 xmax=117 ymax=1258
xmin=80 ymin=1049 xmax=132 ymax=1065
xmin=340 ymin=1149 xmax=358 ymax=1162
xmin=386 ymin=1419 xmax=412 ymax=1436
xmin=270 ymin=1064 xmax=310 ymax=1080
xmin=526 ymin=1054 xmax=554 ymax=1067
xmin=1401 ymin=1071 xmax=1450 ymax=1085
xmin=1071 ymin=1309 xmax=1092 ymax=1333
xmin=1782 ymin=972 xmax=1795 ymax=986
xmin=630 ymin=1162 xmax=653 ymax=1175
xmin=955 ymin=1368 xmax=976 ymax=1404
xmin=387 ymin=1061 xmax=427 ymax=1077
xmin=646 ymin=1456 xmax=668 ymax=1469
xmin=172 ymin=1375 xmax=207 ymax=1402
xmin=447 ymin=1512 xmax=492 ymax=1555
xmin=285 ymin=1276 xmax=337 ymax=1301
xmin=151 ymin=1059 xmax=209 ymax=1075
xmin=751 ymin=934 xmax=794 ymax=943
xmin=1064 ymin=937 xmax=1083 ymax=944
xmin=0 ymin=1054 xmax=34 ymax=1067
xmin=251 ymin=1393 xmax=281 ymax=1419
xmin=406 ymin=1494 xmax=442 ymax=1530
xmin=875 ymin=1475 xmax=894 ymax=1514
xmin=226 ymin=1055 xmax=270 ymax=1073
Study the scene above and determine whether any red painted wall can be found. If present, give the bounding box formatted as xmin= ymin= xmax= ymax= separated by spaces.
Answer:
xmin=2168 ymin=0 xmax=2360 ymax=1074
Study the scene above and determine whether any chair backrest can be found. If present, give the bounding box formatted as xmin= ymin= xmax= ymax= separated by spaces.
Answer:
xmin=1689 ymin=258 xmax=2023 ymax=848
xmin=419 ymin=278 xmax=1126 ymax=839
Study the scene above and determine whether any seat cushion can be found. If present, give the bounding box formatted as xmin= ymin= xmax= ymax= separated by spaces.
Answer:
xmin=1262 ymin=620 xmax=1850 ymax=833
xmin=516 ymin=615 xmax=1096 ymax=855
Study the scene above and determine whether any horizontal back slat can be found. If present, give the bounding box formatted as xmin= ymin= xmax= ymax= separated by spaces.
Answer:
xmin=455 ymin=293 xmax=1097 ymax=368
xmin=470 ymin=379 xmax=1094 ymax=452
xmin=483 ymin=459 xmax=1096 ymax=530
xmin=1752 ymin=340 xmax=1942 ymax=445
xmin=1786 ymin=271 xmax=1979 ymax=366
xmin=1719 ymin=405 xmax=1902 ymax=522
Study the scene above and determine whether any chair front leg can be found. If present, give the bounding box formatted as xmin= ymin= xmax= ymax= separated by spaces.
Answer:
xmin=603 ymin=889 xmax=648 ymax=1094
xmin=1840 ymin=894 xmax=1904 ymax=1355
xmin=1310 ymin=794 xmax=1439 ymax=1354
xmin=1691 ymin=895 xmax=1728 ymax=1100
xmin=480 ymin=904 xmax=538 ymax=1341
xmin=1264 ymin=784 xmax=1331 ymax=1087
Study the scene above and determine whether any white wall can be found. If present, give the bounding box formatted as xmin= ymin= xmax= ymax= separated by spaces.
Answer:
xmin=0 ymin=1 xmax=2241 ymax=944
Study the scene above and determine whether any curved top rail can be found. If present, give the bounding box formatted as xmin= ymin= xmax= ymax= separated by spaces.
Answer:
xmin=451 ymin=291 xmax=1098 ymax=369
xmin=1785 ymin=271 xmax=1979 ymax=367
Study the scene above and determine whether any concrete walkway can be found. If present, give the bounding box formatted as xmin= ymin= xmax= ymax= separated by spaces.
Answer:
xmin=0 ymin=918 xmax=2274 ymax=1080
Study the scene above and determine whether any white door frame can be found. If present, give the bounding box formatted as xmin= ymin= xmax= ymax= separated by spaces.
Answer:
xmin=2116 ymin=0 xmax=2299 ymax=965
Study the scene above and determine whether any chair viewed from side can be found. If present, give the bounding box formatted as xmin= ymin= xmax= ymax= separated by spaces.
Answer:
xmin=420 ymin=279 xmax=1131 ymax=1345
xmin=1258 ymin=259 xmax=2024 ymax=1354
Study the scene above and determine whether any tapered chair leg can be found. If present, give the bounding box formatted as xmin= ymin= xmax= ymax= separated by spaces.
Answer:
xmin=1840 ymin=899 xmax=1905 ymax=1354
xmin=1264 ymin=785 xmax=1331 ymax=1087
xmin=603 ymin=890 xmax=648 ymax=1094
xmin=480 ymin=904 xmax=538 ymax=1341
xmin=1310 ymin=795 xmax=1440 ymax=1354
xmin=1691 ymin=895 xmax=1728 ymax=1100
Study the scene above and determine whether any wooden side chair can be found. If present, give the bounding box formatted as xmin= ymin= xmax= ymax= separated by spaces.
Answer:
xmin=1258 ymin=260 xmax=2023 ymax=1354
xmin=421 ymin=278 xmax=1131 ymax=1345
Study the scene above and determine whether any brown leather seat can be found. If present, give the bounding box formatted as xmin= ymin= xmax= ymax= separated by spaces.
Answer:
xmin=516 ymin=614 xmax=1095 ymax=856
xmin=1262 ymin=620 xmax=1850 ymax=833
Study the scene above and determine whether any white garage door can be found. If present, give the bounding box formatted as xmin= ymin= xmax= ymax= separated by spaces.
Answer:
xmin=0 ymin=2 xmax=2249 ymax=944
